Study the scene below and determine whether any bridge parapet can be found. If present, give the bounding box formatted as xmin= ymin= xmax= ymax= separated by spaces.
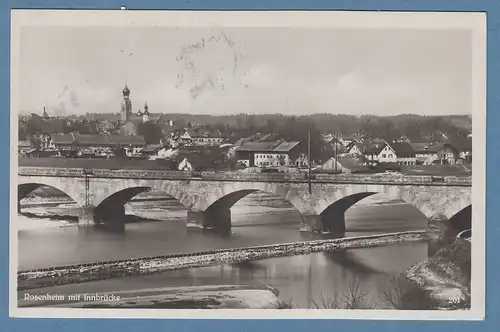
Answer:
xmin=18 ymin=166 xmax=472 ymax=186
xmin=313 ymin=173 xmax=472 ymax=186
xmin=18 ymin=167 xmax=86 ymax=177
xmin=90 ymin=168 xmax=193 ymax=179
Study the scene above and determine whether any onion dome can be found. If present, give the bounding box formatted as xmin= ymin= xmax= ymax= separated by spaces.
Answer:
xmin=122 ymin=84 xmax=130 ymax=96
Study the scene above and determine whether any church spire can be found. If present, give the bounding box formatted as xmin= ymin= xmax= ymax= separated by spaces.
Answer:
xmin=122 ymin=83 xmax=130 ymax=97
xmin=142 ymin=101 xmax=150 ymax=123
xmin=120 ymin=84 xmax=132 ymax=122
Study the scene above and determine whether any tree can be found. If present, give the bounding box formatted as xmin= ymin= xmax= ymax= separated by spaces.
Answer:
xmin=136 ymin=122 xmax=163 ymax=145
xmin=276 ymin=118 xmax=325 ymax=164
xmin=245 ymin=115 xmax=257 ymax=133
xmin=264 ymin=119 xmax=277 ymax=134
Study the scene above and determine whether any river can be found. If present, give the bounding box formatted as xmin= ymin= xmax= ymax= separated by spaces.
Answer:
xmin=17 ymin=191 xmax=435 ymax=309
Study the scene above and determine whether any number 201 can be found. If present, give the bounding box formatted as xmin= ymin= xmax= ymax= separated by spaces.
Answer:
xmin=448 ymin=297 xmax=461 ymax=304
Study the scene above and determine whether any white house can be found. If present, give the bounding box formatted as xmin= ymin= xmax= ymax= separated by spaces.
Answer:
xmin=178 ymin=157 xmax=193 ymax=171
xmin=181 ymin=129 xmax=226 ymax=147
xmin=320 ymin=157 xmax=367 ymax=174
xmin=389 ymin=142 xmax=417 ymax=166
xmin=346 ymin=141 xmax=396 ymax=165
xmin=148 ymin=147 xmax=178 ymax=160
xmin=410 ymin=142 xmax=458 ymax=165
xmin=235 ymin=141 xmax=300 ymax=168
xmin=376 ymin=144 xmax=397 ymax=163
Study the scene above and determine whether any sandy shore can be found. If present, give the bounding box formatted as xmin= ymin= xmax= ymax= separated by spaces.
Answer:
xmin=19 ymin=284 xmax=284 ymax=309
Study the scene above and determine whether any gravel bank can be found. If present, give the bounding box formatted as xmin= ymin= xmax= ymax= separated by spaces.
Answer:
xmin=18 ymin=230 xmax=441 ymax=290
xmin=403 ymin=239 xmax=471 ymax=310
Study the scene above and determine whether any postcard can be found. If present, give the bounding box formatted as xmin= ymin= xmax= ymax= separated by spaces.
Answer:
xmin=10 ymin=9 xmax=486 ymax=319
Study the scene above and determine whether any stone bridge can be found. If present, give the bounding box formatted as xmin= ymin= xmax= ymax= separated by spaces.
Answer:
xmin=17 ymin=167 xmax=472 ymax=233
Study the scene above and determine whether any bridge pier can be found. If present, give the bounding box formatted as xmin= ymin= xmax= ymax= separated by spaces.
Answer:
xmin=186 ymin=208 xmax=231 ymax=230
xmin=300 ymin=215 xmax=323 ymax=233
xmin=79 ymin=204 xmax=127 ymax=226
xmin=186 ymin=210 xmax=206 ymax=229
xmin=300 ymin=213 xmax=346 ymax=234
xmin=78 ymin=205 xmax=97 ymax=226
xmin=95 ymin=204 xmax=126 ymax=225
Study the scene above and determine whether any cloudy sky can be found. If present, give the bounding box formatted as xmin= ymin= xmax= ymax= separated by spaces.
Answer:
xmin=18 ymin=26 xmax=472 ymax=116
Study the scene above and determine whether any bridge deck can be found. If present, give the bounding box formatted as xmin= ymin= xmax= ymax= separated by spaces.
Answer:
xmin=18 ymin=166 xmax=472 ymax=186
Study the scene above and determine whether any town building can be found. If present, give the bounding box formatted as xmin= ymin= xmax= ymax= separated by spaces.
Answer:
xmin=118 ymin=85 xmax=158 ymax=135
xmin=173 ymin=146 xmax=229 ymax=171
xmin=138 ymin=144 xmax=163 ymax=157
xmin=341 ymin=133 xmax=371 ymax=147
xmin=50 ymin=133 xmax=146 ymax=156
xmin=346 ymin=140 xmax=396 ymax=166
xmin=135 ymin=101 xmax=150 ymax=123
xmin=410 ymin=142 xmax=459 ymax=165
xmin=18 ymin=140 xmax=33 ymax=156
xmin=119 ymin=121 xmax=137 ymax=136
xmin=459 ymin=136 xmax=472 ymax=164
xmin=180 ymin=129 xmax=227 ymax=146
xmin=323 ymin=133 xmax=344 ymax=147
xmin=390 ymin=142 xmax=417 ymax=166
xmin=235 ymin=140 xmax=301 ymax=167
xmin=318 ymin=156 xmax=367 ymax=174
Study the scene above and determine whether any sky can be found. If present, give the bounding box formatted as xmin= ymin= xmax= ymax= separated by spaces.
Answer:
xmin=18 ymin=26 xmax=472 ymax=117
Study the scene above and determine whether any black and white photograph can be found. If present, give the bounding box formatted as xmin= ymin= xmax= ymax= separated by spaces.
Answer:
xmin=10 ymin=10 xmax=485 ymax=318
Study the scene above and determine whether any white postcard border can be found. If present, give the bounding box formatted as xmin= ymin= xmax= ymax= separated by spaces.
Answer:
xmin=9 ymin=9 xmax=487 ymax=320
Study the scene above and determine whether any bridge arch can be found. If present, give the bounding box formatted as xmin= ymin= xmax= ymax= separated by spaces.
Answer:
xmin=448 ymin=205 xmax=472 ymax=233
xmin=17 ymin=178 xmax=86 ymax=207
xmin=194 ymin=182 xmax=309 ymax=213
xmin=189 ymin=182 xmax=311 ymax=230
xmin=314 ymin=184 xmax=472 ymax=233
xmin=90 ymin=179 xmax=195 ymax=210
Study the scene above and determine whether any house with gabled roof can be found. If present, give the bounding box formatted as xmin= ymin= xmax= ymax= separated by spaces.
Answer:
xmin=341 ymin=133 xmax=371 ymax=147
xmin=345 ymin=140 xmax=396 ymax=166
xmin=389 ymin=142 xmax=417 ymax=166
xmin=234 ymin=140 xmax=301 ymax=167
xmin=50 ymin=133 xmax=146 ymax=157
xmin=319 ymin=156 xmax=368 ymax=174
xmin=180 ymin=128 xmax=226 ymax=147
xmin=410 ymin=142 xmax=459 ymax=165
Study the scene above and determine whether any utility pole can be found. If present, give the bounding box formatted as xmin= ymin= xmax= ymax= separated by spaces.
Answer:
xmin=334 ymin=130 xmax=338 ymax=174
xmin=308 ymin=130 xmax=312 ymax=195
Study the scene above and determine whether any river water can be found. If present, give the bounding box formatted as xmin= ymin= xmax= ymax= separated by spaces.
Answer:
xmin=17 ymin=192 xmax=434 ymax=309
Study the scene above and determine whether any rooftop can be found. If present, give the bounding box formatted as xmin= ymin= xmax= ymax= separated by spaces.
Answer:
xmin=235 ymin=140 xmax=300 ymax=153
xmin=389 ymin=142 xmax=415 ymax=155
xmin=235 ymin=141 xmax=281 ymax=152
xmin=273 ymin=141 xmax=300 ymax=152
xmin=51 ymin=133 xmax=146 ymax=146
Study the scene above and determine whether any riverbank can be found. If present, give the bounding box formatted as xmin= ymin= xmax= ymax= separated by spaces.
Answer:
xmin=18 ymin=230 xmax=440 ymax=290
xmin=403 ymin=239 xmax=471 ymax=310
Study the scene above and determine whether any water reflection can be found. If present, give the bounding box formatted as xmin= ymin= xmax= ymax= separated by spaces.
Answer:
xmin=78 ymin=242 xmax=427 ymax=309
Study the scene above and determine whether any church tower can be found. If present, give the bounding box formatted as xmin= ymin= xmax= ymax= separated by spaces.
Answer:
xmin=120 ymin=84 xmax=132 ymax=122
xmin=42 ymin=106 xmax=49 ymax=119
xmin=142 ymin=101 xmax=150 ymax=123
